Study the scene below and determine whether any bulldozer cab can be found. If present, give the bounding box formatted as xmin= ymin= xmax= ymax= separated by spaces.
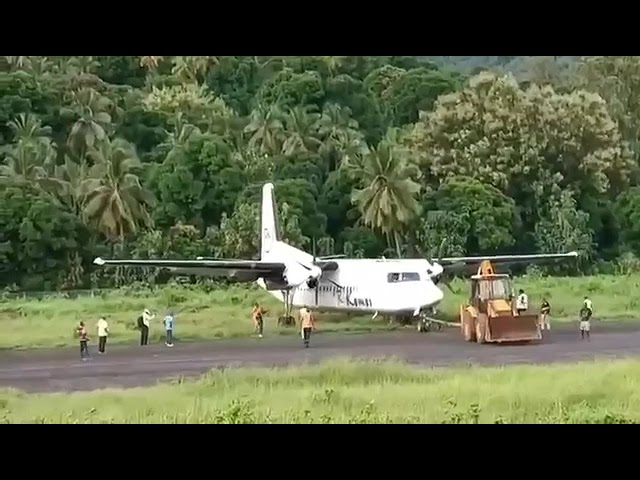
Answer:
xmin=461 ymin=260 xmax=541 ymax=343
xmin=470 ymin=274 xmax=513 ymax=314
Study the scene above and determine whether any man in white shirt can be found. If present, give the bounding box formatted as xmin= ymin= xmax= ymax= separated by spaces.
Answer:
xmin=516 ymin=289 xmax=528 ymax=315
xmin=97 ymin=317 xmax=109 ymax=354
xmin=580 ymin=296 xmax=593 ymax=340
xmin=583 ymin=297 xmax=593 ymax=318
xmin=139 ymin=309 xmax=155 ymax=346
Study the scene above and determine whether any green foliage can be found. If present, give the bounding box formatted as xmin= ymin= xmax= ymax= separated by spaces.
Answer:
xmin=5 ymin=359 xmax=640 ymax=424
xmin=2 ymin=56 xmax=640 ymax=291
xmin=420 ymin=176 xmax=519 ymax=255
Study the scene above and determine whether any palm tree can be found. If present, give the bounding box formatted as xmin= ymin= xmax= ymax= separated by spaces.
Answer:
xmin=5 ymin=113 xmax=52 ymax=145
xmin=26 ymin=56 xmax=55 ymax=77
xmin=281 ymin=105 xmax=322 ymax=155
xmin=4 ymin=56 xmax=30 ymax=71
xmin=65 ymin=56 xmax=101 ymax=75
xmin=171 ymin=56 xmax=219 ymax=83
xmin=0 ymin=139 xmax=56 ymax=184
xmin=37 ymin=155 xmax=91 ymax=217
xmin=82 ymin=138 xmax=155 ymax=243
xmin=66 ymin=87 xmax=113 ymax=158
xmin=319 ymin=56 xmax=347 ymax=77
xmin=349 ymin=128 xmax=422 ymax=258
xmin=244 ymin=104 xmax=285 ymax=155
xmin=0 ymin=114 xmax=56 ymax=183
xmin=161 ymin=113 xmax=202 ymax=150
xmin=318 ymin=103 xmax=360 ymax=142
xmin=139 ymin=56 xmax=164 ymax=73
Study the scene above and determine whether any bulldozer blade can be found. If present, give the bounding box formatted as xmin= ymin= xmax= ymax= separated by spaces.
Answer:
xmin=486 ymin=314 xmax=541 ymax=343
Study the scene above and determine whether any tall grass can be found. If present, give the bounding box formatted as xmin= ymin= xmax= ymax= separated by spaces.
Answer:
xmin=1 ymin=273 xmax=640 ymax=350
xmin=1 ymin=359 xmax=639 ymax=424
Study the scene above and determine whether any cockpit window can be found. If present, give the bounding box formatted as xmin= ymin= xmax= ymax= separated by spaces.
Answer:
xmin=387 ymin=272 xmax=420 ymax=283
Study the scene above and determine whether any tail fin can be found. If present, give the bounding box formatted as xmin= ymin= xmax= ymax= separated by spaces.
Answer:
xmin=261 ymin=183 xmax=280 ymax=260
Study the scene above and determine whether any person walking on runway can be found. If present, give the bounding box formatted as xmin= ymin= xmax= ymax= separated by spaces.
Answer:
xmin=299 ymin=306 xmax=316 ymax=348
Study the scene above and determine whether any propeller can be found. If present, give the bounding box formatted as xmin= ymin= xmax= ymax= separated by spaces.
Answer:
xmin=423 ymin=237 xmax=461 ymax=294
xmin=313 ymin=237 xmax=319 ymax=306
xmin=296 ymin=237 xmax=344 ymax=306
xmin=295 ymin=237 xmax=321 ymax=305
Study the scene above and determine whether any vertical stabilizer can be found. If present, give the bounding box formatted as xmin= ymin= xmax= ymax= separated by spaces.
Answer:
xmin=261 ymin=183 xmax=280 ymax=260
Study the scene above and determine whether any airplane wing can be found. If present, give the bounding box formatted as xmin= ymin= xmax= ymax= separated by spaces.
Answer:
xmin=93 ymin=257 xmax=286 ymax=282
xmin=438 ymin=251 xmax=579 ymax=268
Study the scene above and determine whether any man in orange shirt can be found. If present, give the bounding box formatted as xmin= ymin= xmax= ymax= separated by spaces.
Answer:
xmin=76 ymin=321 xmax=91 ymax=361
xmin=299 ymin=306 xmax=316 ymax=348
xmin=252 ymin=302 xmax=268 ymax=338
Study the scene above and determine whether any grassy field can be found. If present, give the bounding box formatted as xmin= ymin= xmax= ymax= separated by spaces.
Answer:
xmin=2 ymin=273 xmax=640 ymax=350
xmin=1 ymin=358 xmax=639 ymax=424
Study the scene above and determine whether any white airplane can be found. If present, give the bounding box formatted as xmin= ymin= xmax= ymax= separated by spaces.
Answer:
xmin=93 ymin=183 xmax=579 ymax=327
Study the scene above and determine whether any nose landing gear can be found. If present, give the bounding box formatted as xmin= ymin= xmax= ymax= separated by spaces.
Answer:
xmin=415 ymin=308 xmax=445 ymax=333
xmin=277 ymin=289 xmax=296 ymax=327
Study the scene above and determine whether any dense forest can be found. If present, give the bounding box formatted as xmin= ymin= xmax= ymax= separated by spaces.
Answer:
xmin=2 ymin=55 xmax=640 ymax=292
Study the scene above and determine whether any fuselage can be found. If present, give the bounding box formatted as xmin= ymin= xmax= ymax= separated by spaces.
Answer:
xmin=257 ymin=241 xmax=445 ymax=315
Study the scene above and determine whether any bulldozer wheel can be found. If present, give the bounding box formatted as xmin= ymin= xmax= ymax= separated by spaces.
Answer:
xmin=476 ymin=317 xmax=487 ymax=344
xmin=463 ymin=316 xmax=476 ymax=342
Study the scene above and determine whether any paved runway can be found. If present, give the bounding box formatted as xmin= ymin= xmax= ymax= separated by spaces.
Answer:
xmin=2 ymin=324 xmax=640 ymax=393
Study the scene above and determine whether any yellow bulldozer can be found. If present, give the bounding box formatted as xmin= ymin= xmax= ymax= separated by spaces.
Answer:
xmin=460 ymin=260 xmax=542 ymax=344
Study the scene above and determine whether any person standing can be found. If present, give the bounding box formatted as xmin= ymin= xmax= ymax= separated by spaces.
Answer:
xmin=252 ymin=303 xmax=267 ymax=338
xmin=583 ymin=296 xmax=593 ymax=320
xmin=163 ymin=311 xmax=175 ymax=347
xmin=540 ymin=298 xmax=551 ymax=331
xmin=516 ymin=289 xmax=528 ymax=315
xmin=580 ymin=309 xmax=591 ymax=341
xmin=76 ymin=321 xmax=90 ymax=361
xmin=140 ymin=308 xmax=155 ymax=346
xmin=96 ymin=317 xmax=109 ymax=354
xmin=580 ymin=296 xmax=594 ymax=341
xmin=299 ymin=306 xmax=315 ymax=348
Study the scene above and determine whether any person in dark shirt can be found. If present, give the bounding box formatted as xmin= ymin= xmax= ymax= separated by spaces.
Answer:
xmin=540 ymin=298 xmax=551 ymax=331
xmin=76 ymin=321 xmax=90 ymax=361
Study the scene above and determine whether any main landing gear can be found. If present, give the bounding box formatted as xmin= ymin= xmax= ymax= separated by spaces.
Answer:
xmin=277 ymin=289 xmax=296 ymax=327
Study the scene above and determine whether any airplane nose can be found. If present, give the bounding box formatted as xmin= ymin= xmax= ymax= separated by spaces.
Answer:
xmin=425 ymin=283 xmax=444 ymax=307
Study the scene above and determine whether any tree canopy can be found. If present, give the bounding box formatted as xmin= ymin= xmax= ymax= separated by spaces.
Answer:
xmin=2 ymin=55 xmax=640 ymax=291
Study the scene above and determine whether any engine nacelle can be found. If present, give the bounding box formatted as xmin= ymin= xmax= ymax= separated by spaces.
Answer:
xmin=283 ymin=262 xmax=322 ymax=288
xmin=428 ymin=262 xmax=445 ymax=284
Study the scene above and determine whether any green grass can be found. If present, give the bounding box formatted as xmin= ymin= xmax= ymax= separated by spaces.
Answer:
xmin=2 ymin=273 xmax=640 ymax=350
xmin=1 ymin=359 xmax=640 ymax=424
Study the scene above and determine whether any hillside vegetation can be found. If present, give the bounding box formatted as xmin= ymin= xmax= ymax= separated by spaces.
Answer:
xmin=3 ymin=56 xmax=640 ymax=292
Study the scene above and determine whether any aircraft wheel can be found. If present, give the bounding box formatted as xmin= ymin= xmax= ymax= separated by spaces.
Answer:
xmin=278 ymin=315 xmax=296 ymax=327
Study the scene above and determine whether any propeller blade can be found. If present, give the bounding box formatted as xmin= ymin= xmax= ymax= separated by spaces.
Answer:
xmin=313 ymin=237 xmax=318 ymax=306
xmin=437 ymin=237 xmax=448 ymax=262
xmin=443 ymin=281 xmax=457 ymax=294
xmin=313 ymin=237 xmax=317 ymax=263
